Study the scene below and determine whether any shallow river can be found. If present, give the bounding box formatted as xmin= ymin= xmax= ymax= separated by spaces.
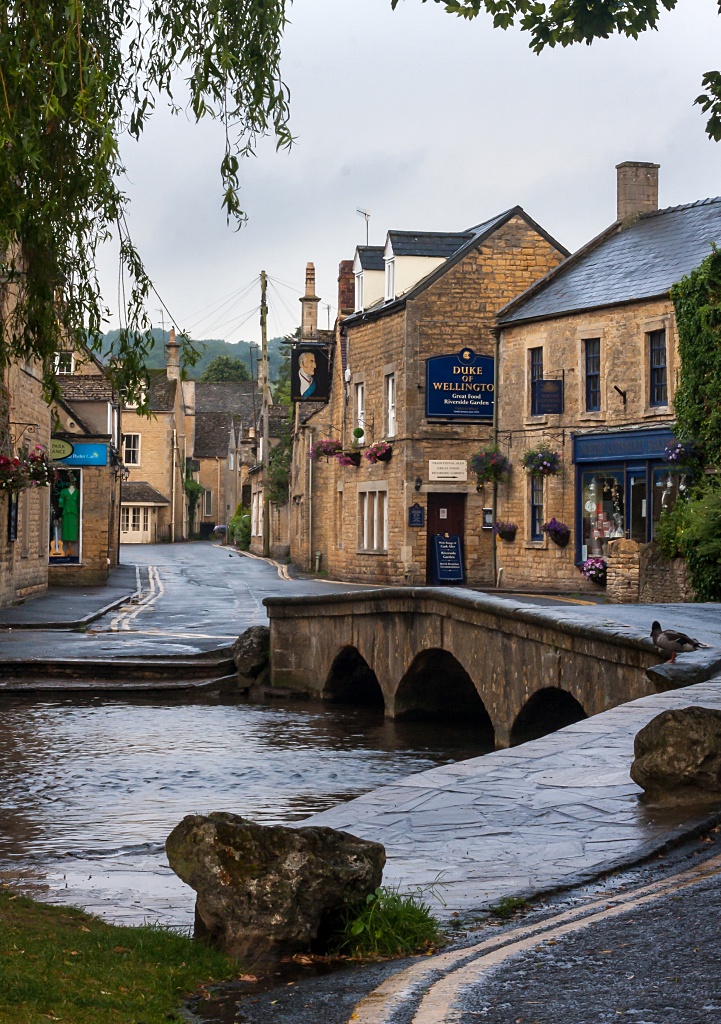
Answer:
xmin=0 ymin=693 xmax=491 ymax=927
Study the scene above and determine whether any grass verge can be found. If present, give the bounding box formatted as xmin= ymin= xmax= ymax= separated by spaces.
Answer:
xmin=0 ymin=890 xmax=239 ymax=1024
xmin=336 ymin=885 xmax=444 ymax=958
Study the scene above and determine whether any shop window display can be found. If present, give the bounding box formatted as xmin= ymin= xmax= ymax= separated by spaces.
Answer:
xmin=49 ymin=468 xmax=81 ymax=564
xmin=581 ymin=472 xmax=625 ymax=560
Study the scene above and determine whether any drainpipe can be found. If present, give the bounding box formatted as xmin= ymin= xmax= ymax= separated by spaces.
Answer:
xmin=171 ymin=428 xmax=177 ymax=542
xmin=216 ymin=457 xmax=221 ymax=541
xmin=307 ymin=427 xmax=313 ymax=571
xmin=491 ymin=327 xmax=500 ymax=587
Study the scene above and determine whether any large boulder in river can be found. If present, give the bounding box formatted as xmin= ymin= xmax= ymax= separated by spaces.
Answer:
xmin=631 ymin=706 xmax=721 ymax=804
xmin=166 ymin=811 xmax=385 ymax=960
xmin=232 ymin=625 xmax=270 ymax=679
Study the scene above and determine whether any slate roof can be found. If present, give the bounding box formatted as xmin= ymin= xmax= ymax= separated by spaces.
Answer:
xmin=194 ymin=412 xmax=237 ymax=459
xmin=387 ymin=231 xmax=473 ymax=258
xmin=121 ymin=481 xmax=170 ymax=505
xmin=194 ymin=381 xmax=258 ymax=421
xmin=356 ymin=246 xmax=385 ymax=271
xmin=57 ymin=375 xmax=113 ymax=402
xmin=145 ymin=370 xmax=177 ymax=412
xmin=498 ymin=198 xmax=721 ymax=325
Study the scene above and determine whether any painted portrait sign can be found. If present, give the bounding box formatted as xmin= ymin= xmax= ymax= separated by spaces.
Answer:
xmin=426 ymin=348 xmax=494 ymax=420
xmin=290 ymin=345 xmax=331 ymax=403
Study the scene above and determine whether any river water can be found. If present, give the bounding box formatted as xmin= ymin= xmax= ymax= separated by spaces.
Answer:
xmin=0 ymin=693 xmax=491 ymax=927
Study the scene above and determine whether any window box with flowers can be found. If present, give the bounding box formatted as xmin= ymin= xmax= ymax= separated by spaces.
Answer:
xmin=522 ymin=445 xmax=561 ymax=477
xmin=364 ymin=440 xmax=393 ymax=464
xmin=493 ymin=520 xmax=518 ymax=542
xmin=542 ymin=517 xmax=570 ymax=548
xmin=469 ymin=447 xmax=511 ymax=487
xmin=579 ymin=556 xmax=607 ymax=586
xmin=308 ymin=439 xmax=342 ymax=461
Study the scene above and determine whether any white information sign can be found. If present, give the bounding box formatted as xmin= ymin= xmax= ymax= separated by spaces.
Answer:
xmin=428 ymin=460 xmax=468 ymax=482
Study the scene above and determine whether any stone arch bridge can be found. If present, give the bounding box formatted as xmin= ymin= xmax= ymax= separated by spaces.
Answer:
xmin=264 ymin=589 xmax=667 ymax=747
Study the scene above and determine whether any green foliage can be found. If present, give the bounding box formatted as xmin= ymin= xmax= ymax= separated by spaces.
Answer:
xmin=184 ymin=476 xmax=205 ymax=533
xmin=267 ymin=416 xmax=292 ymax=505
xmin=399 ymin=0 xmax=721 ymax=141
xmin=272 ymin=329 xmax=297 ymax=407
xmin=229 ymin=502 xmax=251 ymax=549
xmin=488 ymin=895 xmax=528 ymax=920
xmin=680 ymin=482 xmax=721 ymax=600
xmin=336 ymin=885 xmax=443 ymax=958
xmin=0 ymin=1 xmax=291 ymax=406
xmin=200 ymin=355 xmax=251 ymax=382
xmin=0 ymin=890 xmax=237 ymax=1024
xmin=100 ymin=331 xmax=286 ymax=381
xmin=670 ymin=248 xmax=721 ymax=467
xmin=655 ymin=498 xmax=690 ymax=559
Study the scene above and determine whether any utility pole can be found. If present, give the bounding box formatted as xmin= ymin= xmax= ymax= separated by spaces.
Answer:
xmin=260 ymin=271 xmax=271 ymax=558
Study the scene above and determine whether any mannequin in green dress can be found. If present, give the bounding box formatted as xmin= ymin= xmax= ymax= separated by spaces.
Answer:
xmin=58 ymin=478 xmax=80 ymax=555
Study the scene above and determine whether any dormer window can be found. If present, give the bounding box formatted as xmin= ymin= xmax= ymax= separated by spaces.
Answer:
xmin=355 ymin=272 xmax=364 ymax=313
xmin=385 ymin=258 xmax=396 ymax=301
xmin=55 ymin=351 xmax=74 ymax=374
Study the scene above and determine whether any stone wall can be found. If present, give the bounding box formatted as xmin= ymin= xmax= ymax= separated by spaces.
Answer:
xmin=639 ymin=542 xmax=694 ymax=603
xmin=606 ymin=539 xmax=640 ymax=603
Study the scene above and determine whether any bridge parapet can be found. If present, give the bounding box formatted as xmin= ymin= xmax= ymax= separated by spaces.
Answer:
xmin=264 ymin=588 xmax=664 ymax=747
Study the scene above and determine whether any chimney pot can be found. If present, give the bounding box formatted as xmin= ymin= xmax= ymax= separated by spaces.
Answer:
xmin=616 ymin=161 xmax=659 ymax=221
xmin=300 ymin=261 xmax=320 ymax=340
xmin=165 ymin=327 xmax=180 ymax=381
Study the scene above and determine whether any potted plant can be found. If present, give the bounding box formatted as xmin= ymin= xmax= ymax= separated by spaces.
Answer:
xmin=308 ymin=439 xmax=342 ymax=460
xmin=336 ymin=450 xmax=361 ymax=467
xmin=352 ymin=427 xmax=365 ymax=446
xmin=522 ymin=445 xmax=561 ymax=477
xmin=364 ymin=440 xmax=393 ymax=464
xmin=542 ymin=517 xmax=571 ymax=547
xmin=469 ymin=446 xmax=511 ymax=486
xmin=578 ymin=556 xmax=607 ymax=586
xmin=493 ymin=520 xmax=518 ymax=542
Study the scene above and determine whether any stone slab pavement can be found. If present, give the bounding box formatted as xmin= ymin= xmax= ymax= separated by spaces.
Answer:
xmin=306 ymin=676 xmax=721 ymax=921
xmin=0 ymin=562 xmax=140 ymax=629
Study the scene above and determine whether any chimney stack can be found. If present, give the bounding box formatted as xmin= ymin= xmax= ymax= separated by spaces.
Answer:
xmin=616 ymin=161 xmax=659 ymax=221
xmin=300 ymin=262 xmax=319 ymax=340
xmin=338 ymin=260 xmax=355 ymax=318
xmin=165 ymin=327 xmax=180 ymax=381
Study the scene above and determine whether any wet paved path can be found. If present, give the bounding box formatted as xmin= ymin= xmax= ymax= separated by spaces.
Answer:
xmin=306 ymin=676 xmax=721 ymax=921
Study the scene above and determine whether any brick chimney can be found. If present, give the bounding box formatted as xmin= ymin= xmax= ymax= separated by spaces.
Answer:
xmin=165 ymin=327 xmax=180 ymax=381
xmin=616 ymin=161 xmax=659 ymax=221
xmin=300 ymin=262 xmax=319 ymax=340
xmin=338 ymin=260 xmax=355 ymax=318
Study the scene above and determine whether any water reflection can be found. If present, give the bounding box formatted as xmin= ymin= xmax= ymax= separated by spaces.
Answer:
xmin=0 ymin=693 xmax=491 ymax=924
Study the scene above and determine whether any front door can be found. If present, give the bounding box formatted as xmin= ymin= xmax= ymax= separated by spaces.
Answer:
xmin=426 ymin=493 xmax=466 ymax=584
xmin=627 ymin=468 xmax=648 ymax=543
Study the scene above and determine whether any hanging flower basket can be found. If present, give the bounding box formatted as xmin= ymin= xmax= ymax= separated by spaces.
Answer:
xmin=542 ymin=517 xmax=570 ymax=547
xmin=364 ymin=440 xmax=393 ymax=464
xmin=308 ymin=439 xmax=342 ymax=460
xmin=468 ymin=447 xmax=511 ymax=485
xmin=522 ymin=445 xmax=561 ymax=477
xmin=663 ymin=440 xmax=703 ymax=470
xmin=336 ymin=450 xmax=361 ymax=467
xmin=0 ymin=454 xmax=27 ymax=493
xmin=493 ymin=520 xmax=518 ymax=542
xmin=578 ymin=556 xmax=607 ymax=586
xmin=24 ymin=446 xmax=51 ymax=487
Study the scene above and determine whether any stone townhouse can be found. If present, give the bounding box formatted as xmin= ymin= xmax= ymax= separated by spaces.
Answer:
xmin=50 ymin=346 xmax=121 ymax=583
xmin=0 ymin=358 xmax=52 ymax=607
xmin=289 ymin=211 xmax=568 ymax=584
xmin=120 ymin=332 xmax=191 ymax=542
xmin=493 ymin=162 xmax=721 ymax=598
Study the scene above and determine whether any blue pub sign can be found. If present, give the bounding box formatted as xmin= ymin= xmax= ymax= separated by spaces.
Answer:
xmin=426 ymin=348 xmax=494 ymax=420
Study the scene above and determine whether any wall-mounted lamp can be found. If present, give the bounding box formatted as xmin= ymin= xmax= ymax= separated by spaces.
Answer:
xmin=414 ymin=477 xmax=422 ymax=492
xmin=613 ymin=385 xmax=627 ymax=405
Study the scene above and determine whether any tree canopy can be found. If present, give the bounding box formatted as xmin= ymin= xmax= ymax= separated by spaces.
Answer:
xmin=0 ymin=1 xmax=291 ymax=409
xmin=401 ymin=0 xmax=721 ymax=140
xmin=200 ymin=355 xmax=252 ymax=383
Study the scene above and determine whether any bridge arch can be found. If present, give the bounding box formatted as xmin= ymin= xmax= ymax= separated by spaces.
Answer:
xmin=393 ymin=648 xmax=495 ymax=743
xmin=322 ymin=645 xmax=385 ymax=708
xmin=509 ymin=687 xmax=588 ymax=746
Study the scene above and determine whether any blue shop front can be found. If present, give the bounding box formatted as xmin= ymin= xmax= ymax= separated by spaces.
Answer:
xmin=572 ymin=427 xmax=683 ymax=563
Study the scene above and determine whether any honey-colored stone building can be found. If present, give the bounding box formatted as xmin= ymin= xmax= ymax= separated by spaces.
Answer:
xmin=493 ymin=162 xmax=721 ymax=594
xmin=289 ymin=210 xmax=568 ymax=584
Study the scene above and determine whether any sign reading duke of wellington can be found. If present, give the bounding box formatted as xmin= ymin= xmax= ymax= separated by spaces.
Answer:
xmin=426 ymin=348 xmax=494 ymax=420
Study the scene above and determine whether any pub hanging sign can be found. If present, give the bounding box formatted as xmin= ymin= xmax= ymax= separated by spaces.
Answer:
xmin=426 ymin=348 xmax=494 ymax=420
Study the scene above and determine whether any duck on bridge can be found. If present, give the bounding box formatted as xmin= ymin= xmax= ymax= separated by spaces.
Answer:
xmin=263 ymin=589 xmax=671 ymax=748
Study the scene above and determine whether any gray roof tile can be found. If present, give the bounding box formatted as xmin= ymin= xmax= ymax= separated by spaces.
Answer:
xmin=499 ymin=198 xmax=721 ymax=325
xmin=356 ymin=246 xmax=385 ymax=271
xmin=387 ymin=231 xmax=473 ymax=258
xmin=121 ymin=481 xmax=170 ymax=505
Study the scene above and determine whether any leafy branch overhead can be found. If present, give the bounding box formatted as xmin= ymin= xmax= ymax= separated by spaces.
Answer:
xmin=0 ymin=1 xmax=291 ymax=407
xmin=396 ymin=0 xmax=721 ymax=140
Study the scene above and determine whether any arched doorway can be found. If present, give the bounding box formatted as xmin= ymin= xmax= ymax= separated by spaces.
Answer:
xmin=322 ymin=646 xmax=385 ymax=709
xmin=510 ymin=687 xmax=588 ymax=746
xmin=394 ymin=648 xmax=495 ymax=745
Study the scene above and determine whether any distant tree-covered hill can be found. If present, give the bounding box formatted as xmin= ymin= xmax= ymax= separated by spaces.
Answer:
xmin=99 ymin=330 xmax=286 ymax=381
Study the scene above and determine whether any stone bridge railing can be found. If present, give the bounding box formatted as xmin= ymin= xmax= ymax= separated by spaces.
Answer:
xmin=264 ymin=589 xmax=670 ymax=747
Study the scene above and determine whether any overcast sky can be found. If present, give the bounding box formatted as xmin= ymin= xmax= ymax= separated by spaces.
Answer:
xmin=98 ymin=0 xmax=721 ymax=345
